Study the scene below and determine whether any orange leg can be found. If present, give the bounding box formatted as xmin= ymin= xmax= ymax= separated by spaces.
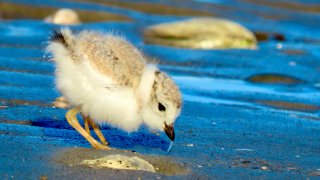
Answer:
xmin=87 ymin=117 xmax=109 ymax=146
xmin=81 ymin=114 xmax=108 ymax=145
xmin=66 ymin=107 xmax=110 ymax=150
xmin=82 ymin=114 xmax=91 ymax=135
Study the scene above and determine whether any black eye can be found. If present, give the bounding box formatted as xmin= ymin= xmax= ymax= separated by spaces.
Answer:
xmin=158 ymin=103 xmax=166 ymax=112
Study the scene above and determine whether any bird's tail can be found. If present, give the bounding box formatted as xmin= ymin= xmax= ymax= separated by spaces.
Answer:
xmin=49 ymin=28 xmax=74 ymax=49
xmin=46 ymin=28 xmax=75 ymax=61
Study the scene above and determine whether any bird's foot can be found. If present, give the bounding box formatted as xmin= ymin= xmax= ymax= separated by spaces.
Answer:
xmin=91 ymin=142 xmax=112 ymax=150
xmin=81 ymin=114 xmax=109 ymax=146
xmin=66 ymin=107 xmax=111 ymax=150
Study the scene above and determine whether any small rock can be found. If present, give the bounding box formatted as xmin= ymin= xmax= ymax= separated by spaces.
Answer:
xmin=39 ymin=175 xmax=48 ymax=180
xmin=287 ymin=167 xmax=297 ymax=170
xmin=82 ymin=154 xmax=155 ymax=172
xmin=257 ymin=100 xmax=319 ymax=112
xmin=282 ymin=49 xmax=305 ymax=55
xmin=254 ymin=32 xmax=269 ymax=41
xmin=144 ymin=18 xmax=257 ymax=49
xmin=246 ymin=73 xmax=302 ymax=85
xmin=0 ymin=105 xmax=8 ymax=109
xmin=309 ymin=170 xmax=320 ymax=176
xmin=273 ymin=33 xmax=285 ymax=41
xmin=242 ymin=160 xmax=251 ymax=166
xmin=276 ymin=43 xmax=283 ymax=49
xmin=261 ymin=166 xmax=268 ymax=170
xmin=45 ymin=8 xmax=81 ymax=25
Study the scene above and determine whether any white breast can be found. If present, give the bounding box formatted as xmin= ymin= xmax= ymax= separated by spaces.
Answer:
xmin=54 ymin=50 xmax=143 ymax=132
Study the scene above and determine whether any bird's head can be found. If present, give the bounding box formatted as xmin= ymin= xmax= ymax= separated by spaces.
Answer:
xmin=142 ymin=71 xmax=182 ymax=141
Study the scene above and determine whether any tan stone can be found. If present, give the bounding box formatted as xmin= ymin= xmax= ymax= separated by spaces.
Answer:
xmin=45 ymin=8 xmax=81 ymax=25
xmin=144 ymin=18 xmax=257 ymax=49
xmin=82 ymin=154 xmax=156 ymax=172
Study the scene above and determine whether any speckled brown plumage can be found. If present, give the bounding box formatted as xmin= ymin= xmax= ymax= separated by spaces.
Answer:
xmin=70 ymin=30 xmax=146 ymax=88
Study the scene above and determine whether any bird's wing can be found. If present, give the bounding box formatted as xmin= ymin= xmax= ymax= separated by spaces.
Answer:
xmin=75 ymin=31 xmax=147 ymax=88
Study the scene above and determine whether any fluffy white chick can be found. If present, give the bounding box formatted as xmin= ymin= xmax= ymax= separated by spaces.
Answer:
xmin=46 ymin=28 xmax=182 ymax=150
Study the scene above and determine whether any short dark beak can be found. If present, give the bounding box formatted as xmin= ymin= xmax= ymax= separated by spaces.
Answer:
xmin=164 ymin=122 xmax=175 ymax=141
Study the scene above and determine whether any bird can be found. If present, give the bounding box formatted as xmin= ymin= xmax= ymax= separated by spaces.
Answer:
xmin=46 ymin=28 xmax=182 ymax=150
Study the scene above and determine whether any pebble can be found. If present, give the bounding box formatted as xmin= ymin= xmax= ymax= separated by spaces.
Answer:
xmin=144 ymin=18 xmax=257 ymax=49
xmin=82 ymin=155 xmax=155 ymax=172
xmin=276 ymin=43 xmax=283 ymax=49
xmin=261 ymin=166 xmax=268 ymax=170
xmin=44 ymin=8 xmax=81 ymax=25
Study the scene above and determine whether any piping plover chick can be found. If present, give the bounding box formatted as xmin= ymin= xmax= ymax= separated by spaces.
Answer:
xmin=46 ymin=28 xmax=182 ymax=150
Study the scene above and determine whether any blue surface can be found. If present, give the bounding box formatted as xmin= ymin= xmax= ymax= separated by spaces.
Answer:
xmin=0 ymin=0 xmax=319 ymax=178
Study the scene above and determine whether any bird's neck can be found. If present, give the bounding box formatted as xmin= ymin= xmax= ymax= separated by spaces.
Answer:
xmin=137 ymin=64 xmax=157 ymax=105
